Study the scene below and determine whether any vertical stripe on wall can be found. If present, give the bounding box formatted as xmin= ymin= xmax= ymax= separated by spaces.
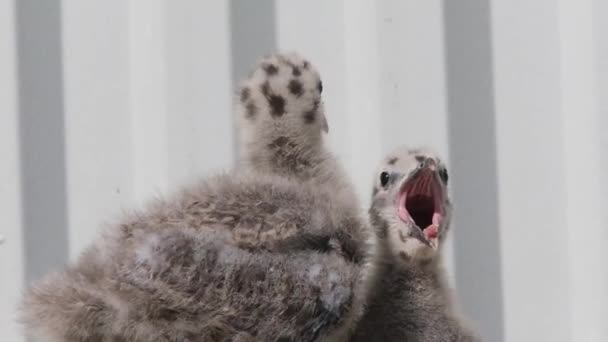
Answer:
xmin=490 ymin=1 xmax=571 ymax=340
xmin=229 ymin=0 xmax=277 ymax=160
xmin=595 ymin=0 xmax=608 ymax=335
xmin=15 ymin=0 xmax=69 ymax=284
xmin=165 ymin=1 xmax=235 ymax=183
xmin=62 ymin=0 xmax=133 ymax=258
xmin=229 ymin=0 xmax=277 ymax=84
xmin=557 ymin=0 xmax=605 ymax=339
xmin=442 ymin=1 xmax=504 ymax=341
xmin=1 ymin=0 xmax=24 ymax=340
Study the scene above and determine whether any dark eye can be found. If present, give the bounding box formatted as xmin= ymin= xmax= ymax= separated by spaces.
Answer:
xmin=439 ymin=168 xmax=449 ymax=184
xmin=380 ymin=172 xmax=390 ymax=187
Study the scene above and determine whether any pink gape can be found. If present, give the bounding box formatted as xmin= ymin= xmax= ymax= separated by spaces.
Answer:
xmin=397 ymin=168 xmax=443 ymax=242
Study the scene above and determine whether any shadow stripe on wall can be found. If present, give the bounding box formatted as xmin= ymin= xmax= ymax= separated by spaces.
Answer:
xmin=16 ymin=0 xmax=69 ymax=285
xmin=229 ymin=0 xmax=277 ymax=160
xmin=443 ymin=0 xmax=505 ymax=341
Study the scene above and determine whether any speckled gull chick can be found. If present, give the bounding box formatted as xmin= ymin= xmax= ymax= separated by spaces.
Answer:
xmin=20 ymin=53 xmax=477 ymax=342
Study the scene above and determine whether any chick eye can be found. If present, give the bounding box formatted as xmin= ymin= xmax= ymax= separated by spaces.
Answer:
xmin=380 ymin=172 xmax=390 ymax=187
xmin=439 ymin=168 xmax=449 ymax=184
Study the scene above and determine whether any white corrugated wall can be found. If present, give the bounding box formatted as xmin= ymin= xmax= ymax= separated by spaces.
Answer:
xmin=1 ymin=1 xmax=607 ymax=341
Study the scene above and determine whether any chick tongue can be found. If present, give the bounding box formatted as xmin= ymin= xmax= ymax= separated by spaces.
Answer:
xmin=424 ymin=225 xmax=438 ymax=239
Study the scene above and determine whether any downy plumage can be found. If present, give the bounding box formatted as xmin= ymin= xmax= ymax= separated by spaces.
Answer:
xmin=20 ymin=53 xmax=477 ymax=342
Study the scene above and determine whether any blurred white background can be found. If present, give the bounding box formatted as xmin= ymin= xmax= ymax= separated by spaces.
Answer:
xmin=1 ymin=0 xmax=607 ymax=341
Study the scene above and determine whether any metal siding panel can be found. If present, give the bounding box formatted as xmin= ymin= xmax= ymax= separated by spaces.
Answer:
xmin=166 ymin=1 xmax=235 ymax=185
xmin=0 ymin=0 xmax=24 ymax=340
xmin=62 ymin=0 xmax=133 ymax=257
xmin=16 ymin=0 xmax=70 ymax=284
xmin=443 ymin=1 xmax=504 ymax=340
xmin=491 ymin=0 xmax=572 ymax=340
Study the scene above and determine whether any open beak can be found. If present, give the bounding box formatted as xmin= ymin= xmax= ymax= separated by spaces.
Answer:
xmin=397 ymin=161 xmax=444 ymax=248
